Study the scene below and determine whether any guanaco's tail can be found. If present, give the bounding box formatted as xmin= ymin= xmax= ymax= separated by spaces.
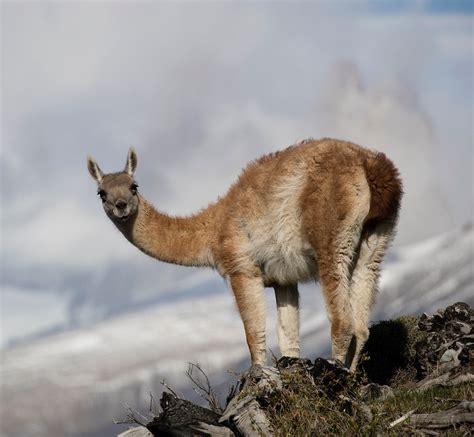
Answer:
xmin=363 ymin=152 xmax=403 ymax=230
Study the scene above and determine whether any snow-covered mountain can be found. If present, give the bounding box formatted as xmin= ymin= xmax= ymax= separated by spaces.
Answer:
xmin=0 ymin=225 xmax=472 ymax=437
xmin=375 ymin=223 xmax=473 ymax=319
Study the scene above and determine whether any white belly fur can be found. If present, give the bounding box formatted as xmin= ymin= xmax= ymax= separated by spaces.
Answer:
xmin=248 ymin=170 xmax=317 ymax=285
xmin=252 ymin=235 xmax=317 ymax=284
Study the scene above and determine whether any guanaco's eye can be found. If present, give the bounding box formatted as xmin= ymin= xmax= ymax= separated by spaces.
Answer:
xmin=97 ymin=190 xmax=107 ymax=202
xmin=131 ymin=183 xmax=138 ymax=194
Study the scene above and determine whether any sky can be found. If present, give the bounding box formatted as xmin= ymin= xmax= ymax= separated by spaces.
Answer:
xmin=1 ymin=1 xmax=473 ymax=347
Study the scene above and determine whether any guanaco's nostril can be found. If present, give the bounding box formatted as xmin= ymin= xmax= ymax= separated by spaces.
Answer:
xmin=116 ymin=200 xmax=127 ymax=210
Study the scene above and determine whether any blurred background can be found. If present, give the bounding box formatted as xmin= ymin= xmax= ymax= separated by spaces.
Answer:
xmin=1 ymin=1 xmax=472 ymax=436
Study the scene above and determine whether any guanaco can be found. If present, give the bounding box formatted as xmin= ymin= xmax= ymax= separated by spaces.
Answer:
xmin=87 ymin=138 xmax=402 ymax=370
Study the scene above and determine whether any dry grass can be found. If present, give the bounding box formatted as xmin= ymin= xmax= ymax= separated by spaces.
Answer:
xmin=263 ymin=367 xmax=473 ymax=437
xmin=264 ymin=366 xmax=371 ymax=436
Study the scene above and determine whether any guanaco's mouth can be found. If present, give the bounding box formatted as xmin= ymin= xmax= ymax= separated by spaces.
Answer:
xmin=116 ymin=214 xmax=130 ymax=222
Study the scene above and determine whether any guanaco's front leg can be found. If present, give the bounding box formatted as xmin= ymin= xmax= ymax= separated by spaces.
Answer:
xmin=274 ymin=284 xmax=300 ymax=358
xmin=229 ymin=273 xmax=266 ymax=365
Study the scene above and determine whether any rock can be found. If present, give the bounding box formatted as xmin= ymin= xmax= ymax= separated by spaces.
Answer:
xmin=415 ymin=302 xmax=474 ymax=380
xmin=415 ymin=303 xmax=474 ymax=392
xmin=439 ymin=348 xmax=460 ymax=364
xmin=239 ymin=364 xmax=282 ymax=393
xmin=359 ymin=383 xmax=394 ymax=402
xmin=276 ymin=356 xmax=313 ymax=370
xmin=311 ymin=358 xmax=352 ymax=395
xmin=444 ymin=302 xmax=472 ymax=323
xmin=458 ymin=322 xmax=472 ymax=335
xmin=438 ymin=348 xmax=461 ymax=374
xmin=219 ymin=365 xmax=279 ymax=437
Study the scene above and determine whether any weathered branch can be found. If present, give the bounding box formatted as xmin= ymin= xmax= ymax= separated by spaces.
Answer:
xmin=389 ymin=410 xmax=416 ymax=428
xmin=409 ymin=401 xmax=474 ymax=429
xmin=146 ymin=391 xmax=233 ymax=436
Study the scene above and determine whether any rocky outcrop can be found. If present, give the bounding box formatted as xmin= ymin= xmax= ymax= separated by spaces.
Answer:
xmin=415 ymin=302 xmax=474 ymax=390
xmin=118 ymin=302 xmax=474 ymax=436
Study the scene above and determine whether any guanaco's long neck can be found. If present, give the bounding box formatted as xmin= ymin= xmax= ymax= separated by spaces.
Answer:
xmin=116 ymin=195 xmax=216 ymax=268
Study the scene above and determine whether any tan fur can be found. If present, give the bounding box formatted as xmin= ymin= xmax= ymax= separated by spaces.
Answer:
xmin=88 ymin=138 xmax=402 ymax=370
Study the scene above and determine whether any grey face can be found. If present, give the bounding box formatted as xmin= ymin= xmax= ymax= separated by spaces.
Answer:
xmin=97 ymin=172 xmax=139 ymax=223
xmin=87 ymin=147 xmax=139 ymax=224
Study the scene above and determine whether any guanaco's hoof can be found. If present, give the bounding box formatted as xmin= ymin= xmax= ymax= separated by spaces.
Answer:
xmin=277 ymin=356 xmax=313 ymax=370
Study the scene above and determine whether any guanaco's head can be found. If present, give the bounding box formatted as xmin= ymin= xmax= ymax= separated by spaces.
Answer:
xmin=87 ymin=148 xmax=139 ymax=223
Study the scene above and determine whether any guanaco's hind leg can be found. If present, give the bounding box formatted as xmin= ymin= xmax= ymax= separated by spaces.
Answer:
xmin=229 ymin=273 xmax=267 ymax=365
xmin=274 ymin=284 xmax=300 ymax=358
xmin=303 ymin=181 xmax=370 ymax=368
xmin=347 ymin=221 xmax=396 ymax=371
xmin=314 ymin=222 xmax=363 ymax=368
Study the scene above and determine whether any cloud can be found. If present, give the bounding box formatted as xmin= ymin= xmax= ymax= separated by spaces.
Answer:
xmin=317 ymin=62 xmax=453 ymax=244
xmin=3 ymin=199 xmax=135 ymax=268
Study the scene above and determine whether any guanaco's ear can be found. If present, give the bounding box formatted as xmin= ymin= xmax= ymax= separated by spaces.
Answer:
xmin=125 ymin=146 xmax=138 ymax=177
xmin=87 ymin=155 xmax=104 ymax=183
